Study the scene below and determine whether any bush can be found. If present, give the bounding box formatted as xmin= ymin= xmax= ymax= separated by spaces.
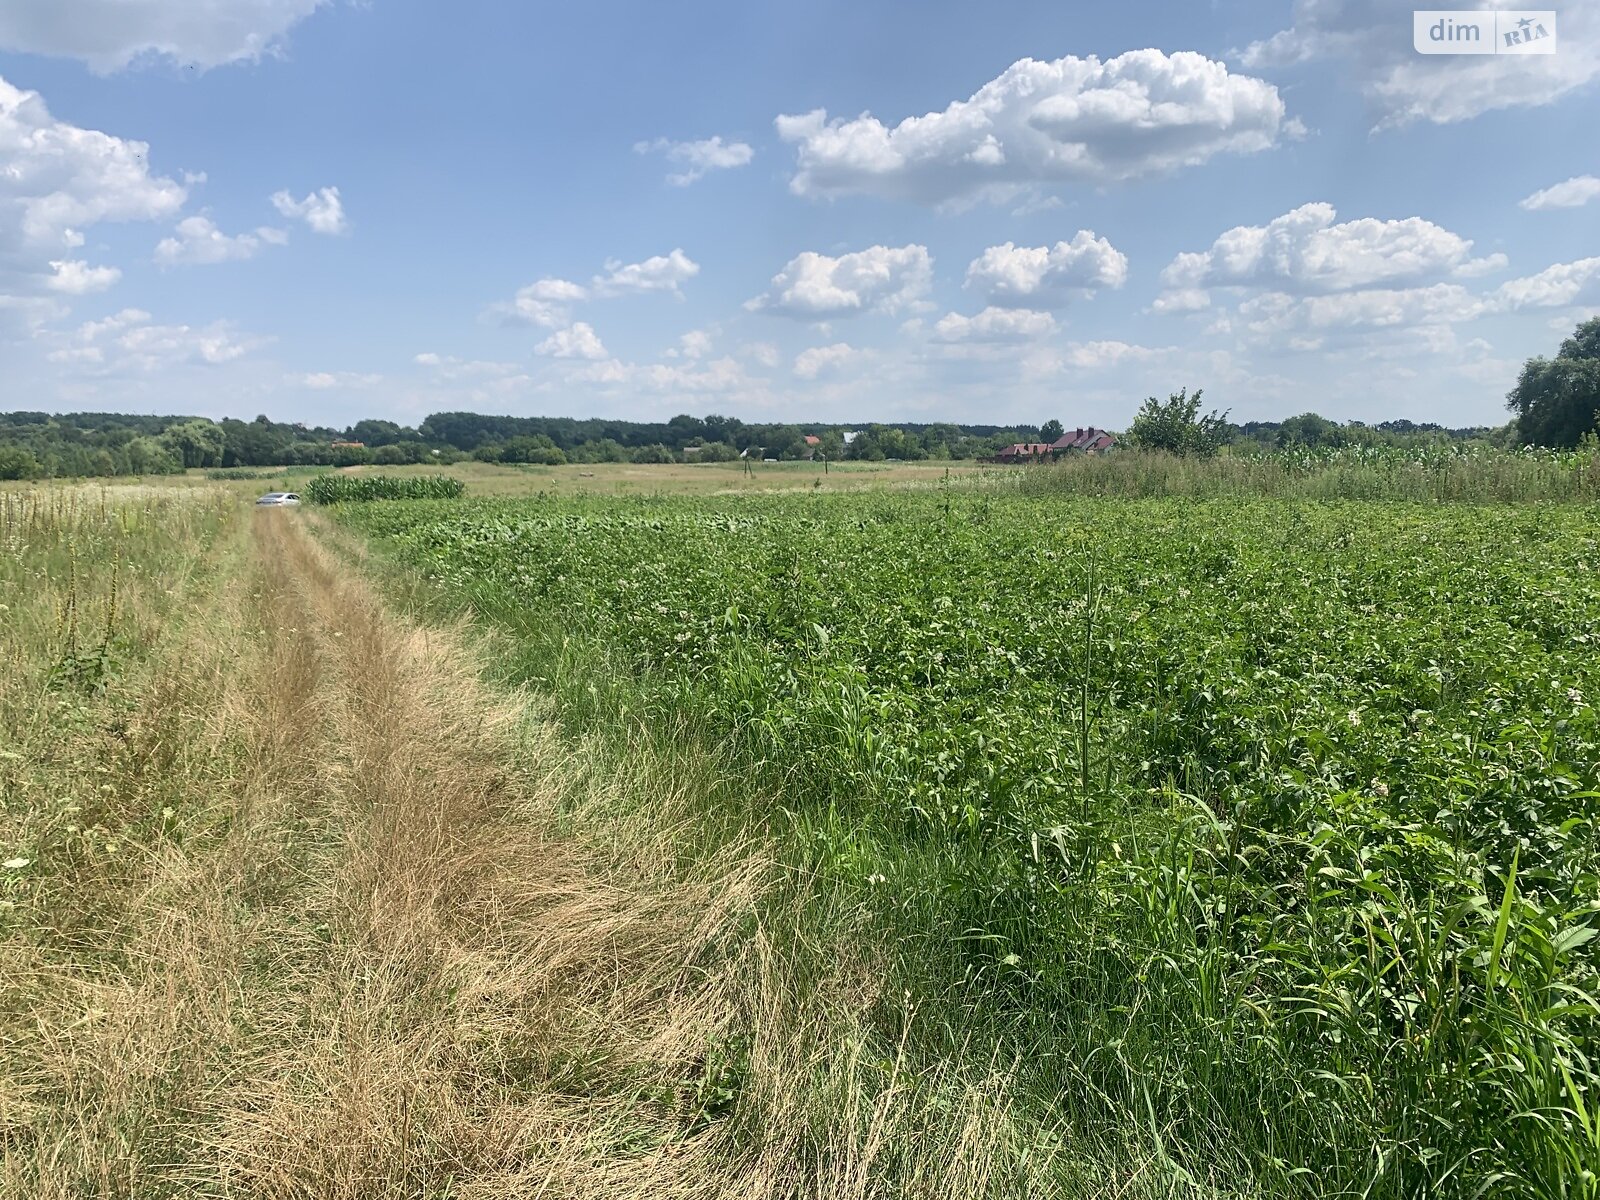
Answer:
xmin=631 ymin=444 xmax=676 ymax=464
xmin=303 ymin=474 xmax=466 ymax=504
xmin=0 ymin=445 xmax=43 ymax=480
xmin=1127 ymin=386 xmax=1229 ymax=457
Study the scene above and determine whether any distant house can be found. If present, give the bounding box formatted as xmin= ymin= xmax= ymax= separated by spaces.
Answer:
xmin=988 ymin=429 xmax=1115 ymax=464
xmin=1050 ymin=427 xmax=1116 ymax=455
xmin=992 ymin=442 xmax=1055 ymax=463
xmin=800 ymin=434 xmax=822 ymax=459
xmin=331 ymin=440 xmax=366 ymax=449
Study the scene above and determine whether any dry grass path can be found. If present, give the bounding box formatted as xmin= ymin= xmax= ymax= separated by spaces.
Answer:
xmin=5 ymin=508 xmax=777 ymax=1197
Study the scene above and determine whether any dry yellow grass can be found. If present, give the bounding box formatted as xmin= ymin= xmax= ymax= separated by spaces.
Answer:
xmin=2 ymin=492 xmax=1157 ymax=1198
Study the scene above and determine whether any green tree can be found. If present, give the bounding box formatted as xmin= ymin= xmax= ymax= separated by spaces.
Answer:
xmin=1507 ymin=317 xmax=1600 ymax=447
xmin=815 ymin=431 xmax=845 ymax=460
xmin=0 ymin=444 xmax=41 ymax=480
xmin=1040 ymin=419 xmax=1065 ymax=442
xmin=1126 ymin=387 xmax=1229 ymax=458
xmin=125 ymin=436 xmax=181 ymax=475
xmin=160 ymin=419 xmax=225 ymax=469
xmin=499 ymin=434 xmax=563 ymax=464
xmin=689 ymin=440 xmax=738 ymax=462
xmin=1276 ymin=412 xmax=1346 ymax=449
xmin=347 ymin=419 xmax=408 ymax=447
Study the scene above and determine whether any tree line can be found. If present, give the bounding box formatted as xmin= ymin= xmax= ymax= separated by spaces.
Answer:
xmin=0 ymin=406 xmax=1535 ymax=481
xmin=3 ymin=317 xmax=1594 ymax=479
xmin=0 ymin=412 xmax=1064 ymax=479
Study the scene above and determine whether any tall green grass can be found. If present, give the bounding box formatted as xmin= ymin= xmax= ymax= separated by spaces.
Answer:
xmin=1020 ymin=445 xmax=1600 ymax=502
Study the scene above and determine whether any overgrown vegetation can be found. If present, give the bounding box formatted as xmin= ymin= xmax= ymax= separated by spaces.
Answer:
xmin=1022 ymin=441 xmax=1600 ymax=502
xmin=303 ymin=473 xmax=466 ymax=503
xmin=343 ymin=489 xmax=1600 ymax=1197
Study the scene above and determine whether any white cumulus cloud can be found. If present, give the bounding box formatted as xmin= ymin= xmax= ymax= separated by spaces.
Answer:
xmin=933 ymin=307 xmax=1057 ymax=343
xmin=1 ymin=75 xmax=185 ymax=301
xmin=793 ymin=342 xmax=858 ymax=379
xmin=45 ymin=259 xmax=122 ymax=294
xmin=1240 ymin=0 xmax=1600 ymax=128
xmin=1520 ymin=176 xmax=1600 ymax=211
xmin=503 ymin=277 xmax=588 ymax=328
xmin=776 ymin=49 xmax=1298 ymax=206
xmin=1238 ymin=284 xmax=1487 ymax=337
xmin=497 ymin=252 xmax=698 ymax=331
xmin=0 ymin=0 xmax=329 ymax=73
xmin=535 ymin=321 xmax=608 ymax=360
xmin=749 ymin=244 xmax=933 ymax=318
xmin=965 ymin=232 xmax=1128 ymax=308
xmin=1494 ymin=258 xmax=1600 ymax=310
xmin=1062 ymin=340 xmax=1165 ymax=368
xmin=676 ymin=329 xmax=713 ymax=359
xmin=1159 ymin=203 xmax=1503 ymax=302
xmin=48 ymin=307 xmax=265 ymax=372
xmin=154 ymin=215 xmax=288 ymax=265
xmin=271 ymin=186 xmax=347 ymax=235
xmin=635 ymin=135 xmax=755 ymax=185
xmin=592 ymin=248 xmax=699 ymax=297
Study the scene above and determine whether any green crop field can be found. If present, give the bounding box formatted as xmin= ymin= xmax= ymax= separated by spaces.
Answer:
xmin=340 ymin=489 xmax=1600 ymax=1197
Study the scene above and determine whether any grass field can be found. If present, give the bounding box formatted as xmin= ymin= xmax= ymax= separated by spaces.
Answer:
xmin=196 ymin=458 xmax=997 ymax=498
xmin=5 ymin=460 xmax=1600 ymax=1197
xmin=342 ymin=488 xmax=1600 ymax=1198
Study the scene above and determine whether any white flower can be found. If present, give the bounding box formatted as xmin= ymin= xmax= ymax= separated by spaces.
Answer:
xmin=1347 ymin=710 xmax=1362 ymax=727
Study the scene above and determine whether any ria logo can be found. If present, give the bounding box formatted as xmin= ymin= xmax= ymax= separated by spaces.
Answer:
xmin=1414 ymin=9 xmax=1558 ymax=54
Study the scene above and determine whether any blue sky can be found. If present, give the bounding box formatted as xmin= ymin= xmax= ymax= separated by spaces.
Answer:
xmin=1 ymin=1 xmax=1597 ymax=430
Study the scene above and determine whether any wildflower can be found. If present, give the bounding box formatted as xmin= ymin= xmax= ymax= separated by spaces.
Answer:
xmin=161 ymin=807 xmax=175 ymax=820
xmin=1347 ymin=710 xmax=1362 ymax=727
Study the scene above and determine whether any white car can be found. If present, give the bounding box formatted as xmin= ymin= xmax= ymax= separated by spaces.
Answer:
xmin=255 ymin=492 xmax=302 ymax=506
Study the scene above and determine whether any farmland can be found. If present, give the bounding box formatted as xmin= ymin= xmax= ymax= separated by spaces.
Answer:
xmin=342 ymin=488 xmax=1600 ymax=1197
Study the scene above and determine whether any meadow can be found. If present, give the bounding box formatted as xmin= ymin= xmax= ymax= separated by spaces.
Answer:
xmin=199 ymin=457 xmax=994 ymax=499
xmin=342 ymin=487 xmax=1600 ymax=1198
